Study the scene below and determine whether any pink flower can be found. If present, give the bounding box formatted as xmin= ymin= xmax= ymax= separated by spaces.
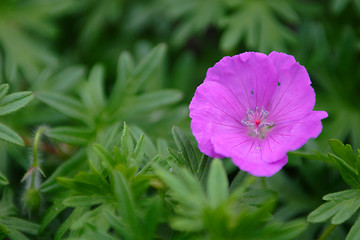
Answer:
xmin=189 ymin=52 xmax=328 ymax=177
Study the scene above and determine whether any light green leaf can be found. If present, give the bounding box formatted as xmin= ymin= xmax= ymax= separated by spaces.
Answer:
xmin=207 ymin=159 xmax=228 ymax=208
xmin=0 ymin=122 xmax=24 ymax=145
xmin=0 ymin=91 xmax=33 ymax=116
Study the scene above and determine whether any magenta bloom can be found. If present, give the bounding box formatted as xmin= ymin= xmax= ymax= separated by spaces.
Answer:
xmin=189 ymin=52 xmax=328 ymax=177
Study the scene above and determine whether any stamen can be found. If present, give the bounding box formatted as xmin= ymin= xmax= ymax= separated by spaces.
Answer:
xmin=241 ymin=106 xmax=274 ymax=138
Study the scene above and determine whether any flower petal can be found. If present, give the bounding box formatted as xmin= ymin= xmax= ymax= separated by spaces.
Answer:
xmin=233 ymin=155 xmax=288 ymax=177
xmin=211 ymin=131 xmax=287 ymax=176
xmin=205 ymin=52 xmax=278 ymax=110
xmin=267 ymin=52 xmax=316 ymax=123
xmin=189 ymin=81 xmax=245 ymax=158
xmin=262 ymin=111 xmax=328 ymax=163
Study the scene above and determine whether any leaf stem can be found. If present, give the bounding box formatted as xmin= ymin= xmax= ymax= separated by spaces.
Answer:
xmin=318 ymin=224 xmax=336 ymax=240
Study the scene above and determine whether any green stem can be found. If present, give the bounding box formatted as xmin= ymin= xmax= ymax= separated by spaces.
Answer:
xmin=32 ymin=126 xmax=48 ymax=168
xmin=318 ymin=224 xmax=336 ymax=240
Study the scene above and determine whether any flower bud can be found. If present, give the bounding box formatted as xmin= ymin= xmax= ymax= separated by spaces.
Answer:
xmin=22 ymin=187 xmax=41 ymax=214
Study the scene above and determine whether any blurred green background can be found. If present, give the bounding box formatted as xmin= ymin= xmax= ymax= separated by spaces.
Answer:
xmin=1 ymin=0 xmax=359 ymax=148
xmin=0 ymin=0 xmax=360 ymax=239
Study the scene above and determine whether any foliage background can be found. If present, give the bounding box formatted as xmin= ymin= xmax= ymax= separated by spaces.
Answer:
xmin=0 ymin=0 xmax=360 ymax=239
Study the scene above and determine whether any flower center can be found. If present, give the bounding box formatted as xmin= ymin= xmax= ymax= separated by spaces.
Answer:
xmin=241 ymin=107 xmax=274 ymax=138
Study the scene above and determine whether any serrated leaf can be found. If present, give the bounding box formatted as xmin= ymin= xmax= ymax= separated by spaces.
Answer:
xmin=207 ymin=159 xmax=228 ymax=208
xmin=46 ymin=126 xmax=93 ymax=145
xmin=36 ymin=91 xmax=91 ymax=125
xmin=172 ymin=126 xmax=198 ymax=173
xmin=0 ymin=91 xmax=33 ymax=116
xmin=0 ymin=122 xmax=24 ymax=145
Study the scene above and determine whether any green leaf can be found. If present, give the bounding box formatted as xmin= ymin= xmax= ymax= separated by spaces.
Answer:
xmin=133 ymin=134 xmax=145 ymax=168
xmin=308 ymin=201 xmax=342 ymax=223
xmin=0 ymin=172 xmax=9 ymax=185
xmin=0 ymin=122 xmax=24 ymax=145
xmin=329 ymin=139 xmax=356 ymax=168
xmin=128 ymin=43 xmax=167 ymax=93
xmin=207 ymin=159 xmax=228 ymax=208
xmin=0 ymin=91 xmax=33 ymax=116
xmin=0 ymin=217 xmax=39 ymax=235
xmin=347 ymin=214 xmax=360 ymax=240
xmin=63 ymin=196 xmax=108 ymax=207
xmin=111 ymin=170 xmax=138 ymax=236
xmin=121 ymin=123 xmax=134 ymax=162
xmin=103 ymin=209 xmax=131 ymax=239
xmin=141 ymin=197 xmax=162 ymax=240
xmin=54 ymin=207 xmax=85 ymax=240
xmin=80 ymin=64 xmax=106 ymax=114
xmin=40 ymin=150 xmax=87 ymax=193
xmin=36 ymin=91 xmax=92 ymax=125
xmin=172 ymin=126 xmax=198 ymax=173
xmin=118 ymin=89 xmax=182 ymax=119
xmin=39 ymin=198 xmax=67 ymax=234
xmin=46 ymin=126 xmax=93 ymax=145
xmin=329 ymin=153 xmax=360 ymax=189
xmin=93 ymin=143 xmax=115 ymax=169
xmin=0 ymin=84 xmax=9 ymax=100
xmin=308 ymin=190 xmax=360 ymax=224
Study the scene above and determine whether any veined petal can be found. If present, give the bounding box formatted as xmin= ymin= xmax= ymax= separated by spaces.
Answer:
xmin=262 ymin=111 xmax=328 ymax=163
xmin=233 ymin=156 xmax=288 ymax=177
xmin=205 ymin=52 xmax=278 ymax=110
xmin=189 ymin=81 xmax=245 ymax=158
xmin=267 ymin=52 xmax=315 ymax=123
